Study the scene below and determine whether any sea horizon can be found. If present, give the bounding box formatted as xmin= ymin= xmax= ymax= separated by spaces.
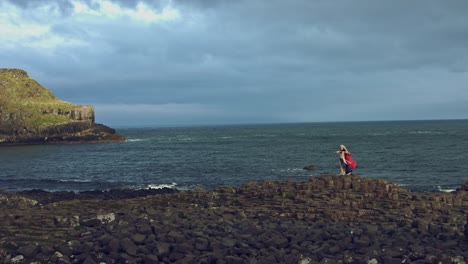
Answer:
xmin=109 ymin=118 xmax=468 ymax=129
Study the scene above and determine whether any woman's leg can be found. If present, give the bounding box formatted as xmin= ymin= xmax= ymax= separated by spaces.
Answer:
xmin=339 ymin=159 xmax=346 ymax=175
xmin=340 ymin=158 xmax=352 ymax=175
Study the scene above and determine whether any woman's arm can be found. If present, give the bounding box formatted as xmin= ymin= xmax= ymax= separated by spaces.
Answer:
xmin=340 ymin=151 xmax=347 ymax=164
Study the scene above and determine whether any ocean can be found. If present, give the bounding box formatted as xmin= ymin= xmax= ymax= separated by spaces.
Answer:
xmin=0 ymin=120 xmax=467 ymax=193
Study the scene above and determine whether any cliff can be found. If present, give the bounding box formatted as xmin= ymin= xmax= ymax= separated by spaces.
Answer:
xmin=0 ymin=69 xmax=125 ymax=144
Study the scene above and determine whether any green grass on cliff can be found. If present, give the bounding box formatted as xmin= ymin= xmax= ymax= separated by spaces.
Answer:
xmin=30 ymin=113 xmax=73 ymax=127
xmin=0 ymin=69 xmax=75 ymax=127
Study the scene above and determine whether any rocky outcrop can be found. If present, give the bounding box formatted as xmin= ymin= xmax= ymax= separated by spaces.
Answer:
xmin=0 ymin=68 xmax=125 ymax=145
xmin=0 ymin=175 xmax=467 ymax=263
xmin=303 ymin=165 xmax=317 ymax=170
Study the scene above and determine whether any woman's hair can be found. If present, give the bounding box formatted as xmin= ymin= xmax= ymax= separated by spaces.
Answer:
xmin=340 ymin=145 xmax=350 ymax=154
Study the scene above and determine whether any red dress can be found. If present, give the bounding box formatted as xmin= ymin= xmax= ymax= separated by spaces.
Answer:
xmin=344 ymin=153 xmax=357 ymax=169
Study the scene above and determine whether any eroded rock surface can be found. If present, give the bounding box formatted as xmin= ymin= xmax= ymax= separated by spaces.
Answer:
xmin=0 ymin=175 xmax=467 ymax=263
xmin=0 ymin=69 xmax=125 ymax=145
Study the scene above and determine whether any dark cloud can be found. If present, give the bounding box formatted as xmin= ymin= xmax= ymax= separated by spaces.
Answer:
xmin=1 ymin=0 xmax=467 ymax=126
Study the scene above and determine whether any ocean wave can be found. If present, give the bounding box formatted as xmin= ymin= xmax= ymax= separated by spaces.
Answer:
xmin=145 ymin=182 xmax=204 ymax=191
xmin=127 ymin=138 xmax=146 ymax=142
xmin=272 ymin=168 xmax=305 ymax=173
xmin=0 ymin=178 xmax=92 ymax=184
xmin=368 ymin=132 xmax=391 ymax=136
xmin=57 ymin=179 xmax=93 ymax=183
xmin=407 ymin=184 xmax=461 ymax=193
xmin=437 ymin=186 xmax=456 ymax=193
xmin=253 ymin=134 xmax=277 ymax=137
xmin=0 ymin=177 xmax=204 ymax=192
xmin=146 ymin=182 xmax=178 ymax=189
xmin=0 ymin=178 xmax=124 ymax=192
xmin=409 ymin=131 xmax=444 ymax=135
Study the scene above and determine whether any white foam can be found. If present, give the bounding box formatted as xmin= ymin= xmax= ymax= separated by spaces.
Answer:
xmin=147 ymin=182 xmax=178 ymax=189
xmin=369 ymin=132 xmax=391 ymax=136
xmin=437 ymin=186 xmax=456 ymax=193
xmin=58 ymin=179 xmax=92 ymax=183
xmin=409 ymin=131 xmax=443 ymax=135
xmin=273 ymin=168 xmax=304 ymax=173
xmin=127 ymin=139 xmax=145 ymax=142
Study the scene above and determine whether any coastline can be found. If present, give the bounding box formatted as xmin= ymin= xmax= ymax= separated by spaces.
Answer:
xmin=0 ymin=174 xmax=467 ymax=263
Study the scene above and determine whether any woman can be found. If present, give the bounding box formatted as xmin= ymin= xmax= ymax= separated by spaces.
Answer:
xmin=336 ymin=145 xmax=353 ymax=175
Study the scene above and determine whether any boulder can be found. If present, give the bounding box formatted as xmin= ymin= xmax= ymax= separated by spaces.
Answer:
xmin=17 ymin=244 xmax=38 ymax=258
xmin=120 ymin=238 xmax=137 ymax=256
xmin=303 ymin=165 xmax=317 ymax=171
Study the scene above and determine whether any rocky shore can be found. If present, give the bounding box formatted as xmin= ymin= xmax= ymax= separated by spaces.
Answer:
xmin=0 ymin=175 xmax=467 ymax=264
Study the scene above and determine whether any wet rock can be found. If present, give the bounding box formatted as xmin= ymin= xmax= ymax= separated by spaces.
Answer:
xmin=18 ymin=187 xmax=179 ymax=204
xmin=17 ymin=244 xmax=38 ymax=258
xmin=382 ymin=256 xmax=402 ymax=264
xmin=96 ymin=234 xmax=113 ymax=246
xmin=327 ymin=245 xmax=341 ymax=255
xmin=40 ymin=245 xmax=55 ymax=256
xmin=108 ymin=238 xmax=120 ymax=252
xmin=461 ymin=181 xmax=468 ymax=191
xmin=303 ymin=165 xmax=317 ymax=171
xmin=195 ymin=237 xmax=210 ymax=251
xmin=408 ymin=244 xmax=425 ymax=261
xmin=173 ymin=241 xmax=194 ymax=254
xmin=57 ymin=245 xmax=73 ymax=256
xmin=222 ymin=238 xmax=238 ymax=248
xmin=353 ymin=235 xmax=371 ymax=248
xmin=82 ymin=256 xmax=99 ymax=264
xmin=80 ymin=218 xmax=102 ymax=227
xmin=136 ymin=223 xmax=153 ymax=235
xmin=226 ymin=255 xmax=245 ymax=264
xmin=155 ymin=242 xmax=170 ymax=256
xmin=169 ymin=251 xmax=185 ymax=262
xmin=383 ymin=247 xmax=405 ymax=258
xmin=131 ymin=233 xmax=146 ymax=244
xmin=144 ymin=254 xmax=160 ymax=264
xmin=464 ymin=222 xmax=468 ymax=242
xmin=166 ymin=230 xmax=185 ymax=243
xmin=120 ymin=238 xmax=137 ymax=256
xmin=267 ymin=235 xmax=289 ymax=249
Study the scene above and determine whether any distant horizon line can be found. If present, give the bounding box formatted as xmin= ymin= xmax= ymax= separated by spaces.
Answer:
xmin=109 ymin=118 xmax=468 ymax=129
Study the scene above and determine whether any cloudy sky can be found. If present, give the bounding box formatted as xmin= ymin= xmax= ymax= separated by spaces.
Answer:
xmin=1 ymin=0 xmax=467 ymax=126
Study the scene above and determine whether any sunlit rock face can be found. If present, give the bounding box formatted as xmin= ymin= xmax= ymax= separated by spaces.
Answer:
xmin=0 ymin=68 xmax=125 ymax=145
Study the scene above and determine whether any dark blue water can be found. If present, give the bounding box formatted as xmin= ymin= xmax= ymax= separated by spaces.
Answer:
xmin=1 ymin=120 xmax=467 ymax=192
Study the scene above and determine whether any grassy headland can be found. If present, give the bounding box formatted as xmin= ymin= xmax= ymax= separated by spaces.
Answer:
xmin=0 ymin=69 xmax=76 ymax=128
xmin=0 ymin=68 xmax=124 ymax=144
